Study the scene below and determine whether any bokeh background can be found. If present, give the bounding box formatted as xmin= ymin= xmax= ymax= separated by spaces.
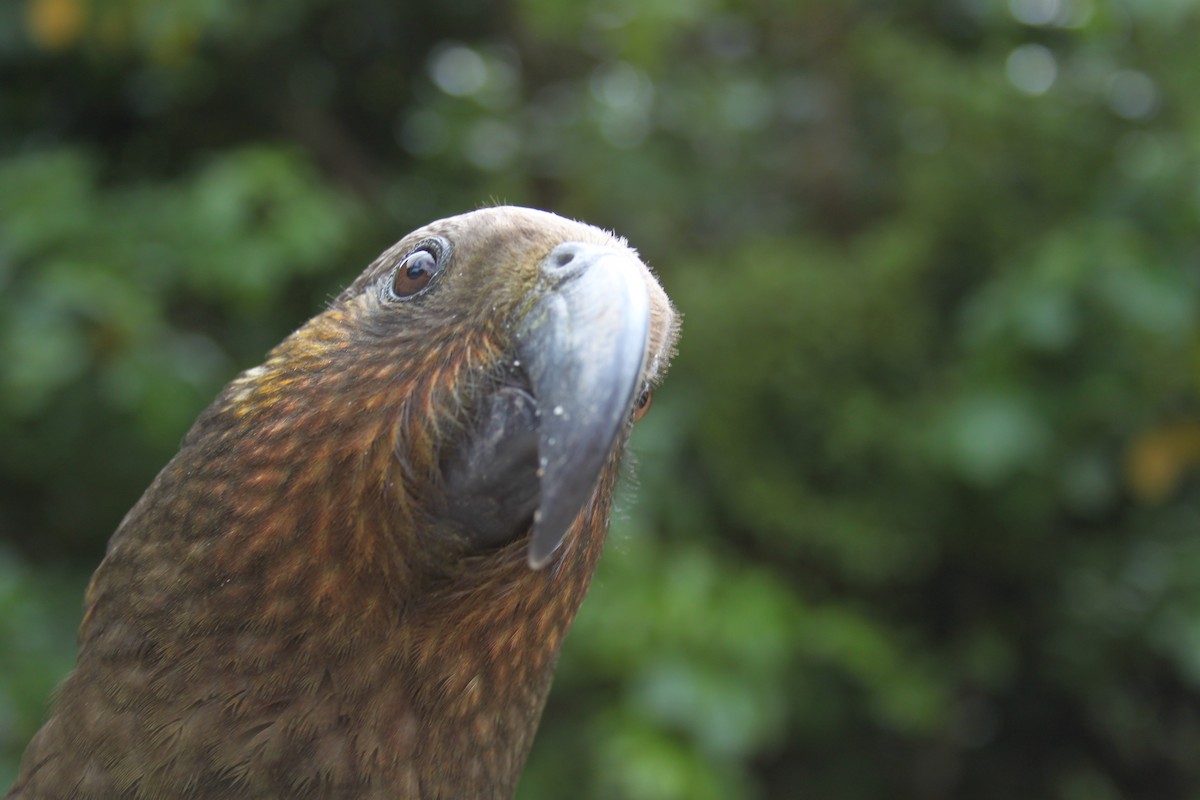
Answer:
xmin=2 ymin=0 xmax=1199 ymax=797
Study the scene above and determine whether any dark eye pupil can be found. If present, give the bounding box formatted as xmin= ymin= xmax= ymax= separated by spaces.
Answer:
xmin=391 ymin=250 xmax=438 ymax=298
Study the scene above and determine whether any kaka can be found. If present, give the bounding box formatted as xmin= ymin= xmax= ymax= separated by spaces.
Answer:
xmin=8 ymin=206 xmax=679 ymax=799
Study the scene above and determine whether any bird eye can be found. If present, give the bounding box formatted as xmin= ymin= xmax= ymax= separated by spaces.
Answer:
xmin=632 ymin=387 xmax=653 ymax=422
xmin=387 ymin=248 xmax=440 ymax=300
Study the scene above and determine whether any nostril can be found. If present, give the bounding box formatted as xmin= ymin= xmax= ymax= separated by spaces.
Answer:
xmin=547 ymin=244 xmax=581 ymax=271
xmin=543 ymin=241 xmax=607 ymax=280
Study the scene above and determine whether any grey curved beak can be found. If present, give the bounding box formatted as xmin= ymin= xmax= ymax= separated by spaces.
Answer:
xmin=516 ymin=242 xmax=651 ymax=568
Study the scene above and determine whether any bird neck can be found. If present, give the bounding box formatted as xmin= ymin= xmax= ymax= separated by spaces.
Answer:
xmin=66 ymin=311 xmax=618 ymax=794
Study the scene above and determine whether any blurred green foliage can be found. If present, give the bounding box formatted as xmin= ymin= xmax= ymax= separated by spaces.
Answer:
xmin=2 ymin=0 xmax=1199 ymax=797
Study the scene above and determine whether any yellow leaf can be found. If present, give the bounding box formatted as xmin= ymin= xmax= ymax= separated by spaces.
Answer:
xmin=26 ymin=0 xmax=84 ymax=51
xmin=1126 ymin=421 xmax=1200 ymax=503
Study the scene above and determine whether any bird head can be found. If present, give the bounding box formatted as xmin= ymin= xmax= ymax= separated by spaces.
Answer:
xmin=212 ymin=205 xmax=677 ymax=578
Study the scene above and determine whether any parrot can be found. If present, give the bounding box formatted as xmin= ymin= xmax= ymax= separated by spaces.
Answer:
xmin=7 ymin=206 xmax=679 ymax=799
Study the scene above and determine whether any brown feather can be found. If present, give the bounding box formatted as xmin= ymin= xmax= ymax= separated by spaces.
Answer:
xmin=8 ymin=207 xmax=678 ymax=799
